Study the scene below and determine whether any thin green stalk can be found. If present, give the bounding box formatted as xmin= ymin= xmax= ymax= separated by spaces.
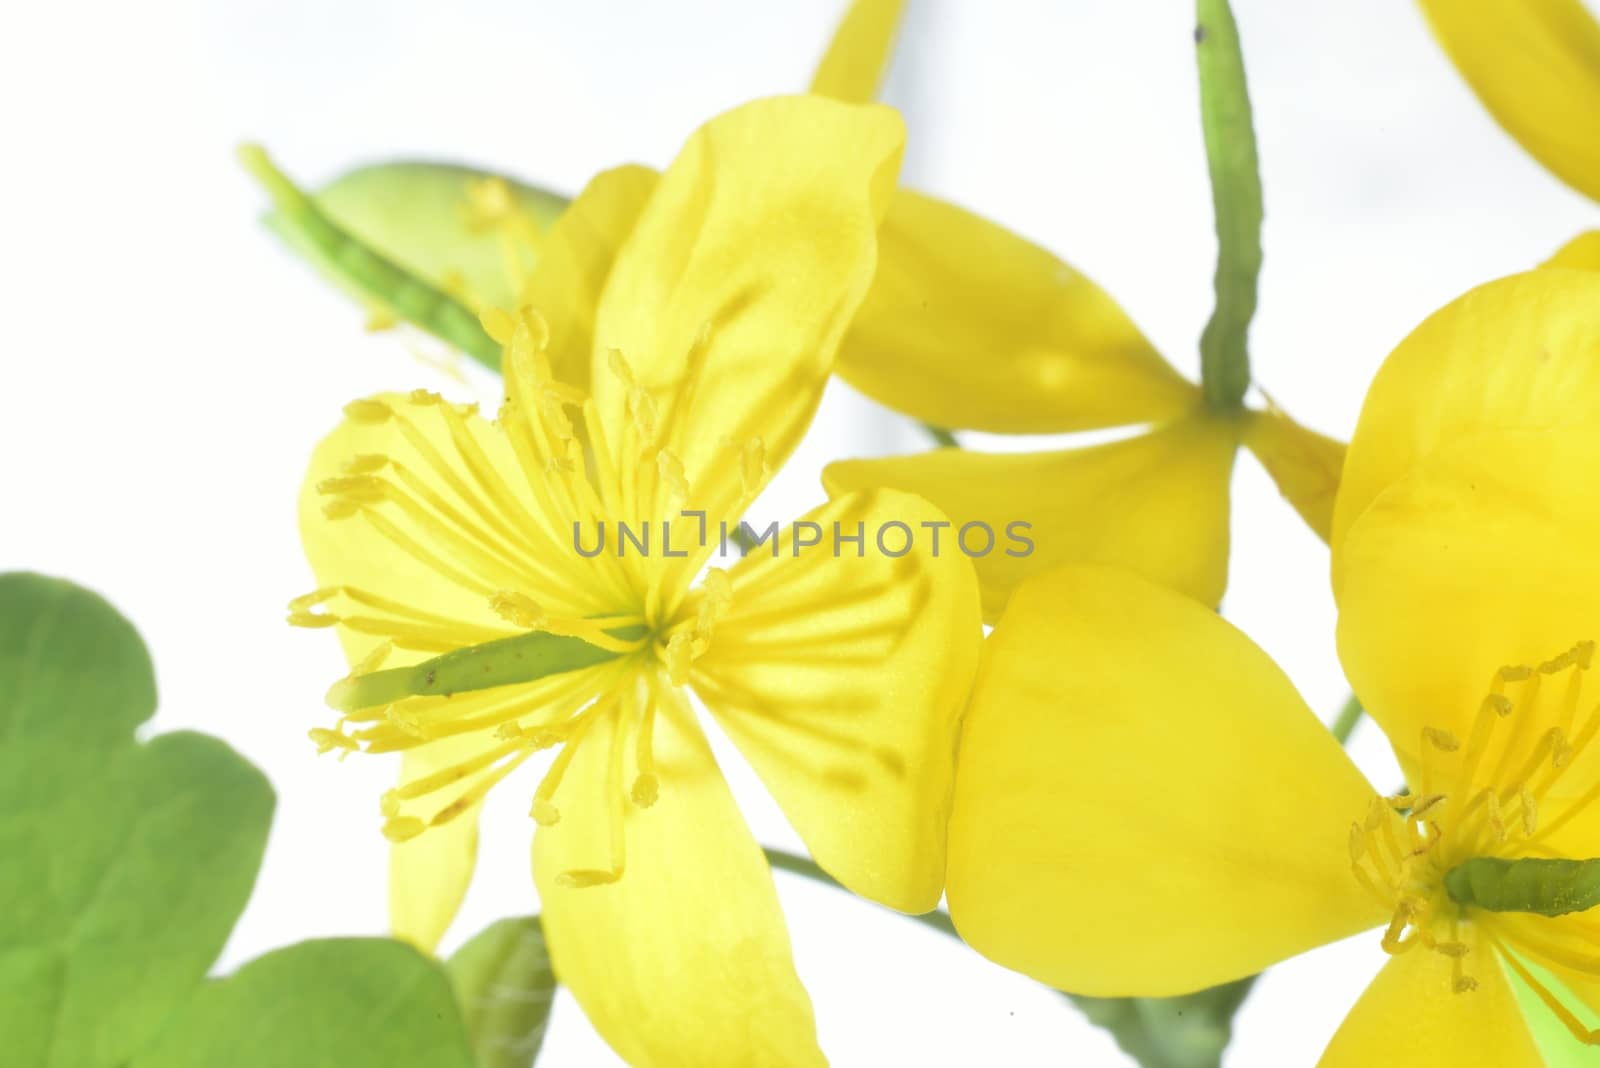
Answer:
xmin=763 ymin=847 xmax=957 ymax=939
xmin=237 ymin=144 xmax=503 ymax=370
xmin=1194 ymin=0 xmax=1263 ymax=412
xmin=1330 ymin=694 xmax=1364 ymax=744
xmin=922 ymin=423 xmax=960 ymax=449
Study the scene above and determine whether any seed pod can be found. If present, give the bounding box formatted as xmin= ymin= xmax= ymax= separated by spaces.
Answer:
xmin=1444 ymin=857 xmax=1600 ymax=918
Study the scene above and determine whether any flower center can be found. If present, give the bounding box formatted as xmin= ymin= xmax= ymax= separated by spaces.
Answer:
xmin=291 ymin=306 xmax=763 ymax=888
xmin=1349 ymin=641 xmax=1600 ymax=996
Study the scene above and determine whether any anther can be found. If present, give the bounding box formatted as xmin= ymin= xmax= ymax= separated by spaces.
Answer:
xmin=351 ymin=640 xmax=394 ymax=677
xmin=490 ymin=590 xmax=545 ymax=629
xmin=630 ymin=773 xmax=659 ymax=808
xmin=664 ymin=631 xmax=694 ymax=687
xmin=607 ymin=348 xmax=635 ymax=388
xmin=1486 ymin=694 xmax=1514 ymax=717
xmin=381 ymin=816 xmax=426 ymax=843
xmin=1433 ymin=941 xmax=1471 ymax=959
xmin=343 ymin=398 xmax=392 ymax=424
xmin=1520 ymin=787 xmax=1538 ymax=836
xmin=555 ymin=869 xmax=621 ymax=889
xmin=481 ymin=306 xmax=516 ymax=344
xmin=308 ymin=726 xmax=358 ymax=755
xmin=1498 ymin=665 xmax=1534 ymax=683
xmin=657 ymin=450 xmax=690 ymax=501
xmin=740 ymin=438 xmax=767 ymax=497
xmin=1453 ymin=976 xmax=1479 ymax=994
xmin=517 ymin=307 xmax=551 ymax=352
xmin=531 ymin=798 xmax=561 ymax=826
xmin=1348 ymin=822 xmax=1367 ymax=863
xmin=342 ymin=453 xmax=389 ymax=475
xmin=1411 ymin=794 xmax=1446 ymax=819
xmin=1424 ymin=727 xmax=1461 ymax=752
xmin=316 ymin=474 xmax=386 ymax=502
xmin=1486 ymin=791 xmax=1507 ymax=842
xmin=1365 ymin=796 xmax=1390 ymax=831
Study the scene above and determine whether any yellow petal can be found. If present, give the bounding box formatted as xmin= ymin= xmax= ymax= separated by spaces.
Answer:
xmin=1242 ymin=405 xmax=1347 ymax=542
xmin=519 ymin=165 xmax=659 ymax=389
xmin=1492 ymin=916 xmax=1600 ymax=1046
xmin=834 ymin=190 xmax=1200 ymax=434
xmin=590 ymin=95 xmax=904 ymax=522
xmin=810 ymin=0 xmax=906 ymax=103
xmin=1336 ymin=427 xmax=1600 ymax=764
xmin=534 ymin=684 xmax=823 ymax=1068
xmin=1545 ymin=231 xmax=1600 ymax=272
xmin=690 ymin=489 xmax=982 ymax=913
xmin=388 ymin=738 xmax=482 ymax=953
xmin=1332 ymin=270 xmax=1600 ymax=573
xmin=1418 ymin=0 xmax=1600 ymax=204
xmin=946 ymin=565 xmax=1385 ymax=996
xmin=824 ymin=415 xmax=1237 ymax=624
xmin=1318 ymin=937 xmax=1542 ymax=1067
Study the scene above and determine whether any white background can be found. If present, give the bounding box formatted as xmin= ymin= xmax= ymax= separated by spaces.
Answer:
xmin=4 ymin=1 xmax=1597 ymax=1064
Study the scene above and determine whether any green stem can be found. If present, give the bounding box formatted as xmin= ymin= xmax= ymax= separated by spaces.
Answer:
xmin=1330 ymin=694 xmax=1364 ymax=744
xmin=237 ymin=144 xmax=503 ymax=370
xmin=921 ymin=423 xmax=960 ymax=449
xmin=1194 ymin=0 xmax=1263 ymax=412
xmin=765 ymin=846 xmax=1230 ymax=1067
xmin=763 ymin=848 xmax=957 ymax=939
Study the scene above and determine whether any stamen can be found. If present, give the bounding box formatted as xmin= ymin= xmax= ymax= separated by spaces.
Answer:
xmin=1520 ymin=787 xmax=1538 ymax=837
xmin=1424 ymin=727 xmax=1460 ymax=752
xmin=656 ymin=449 xmax=689 ymax=502
xmin=309 ymin=726 xmax=358 ymax=756
xmin=381 ymin=816 xmax=426 ymax=842
xmin=344 ymin=398 xmax=392 ymax=424
xmin=631 ymin=697 xmax=659 ymax=808
xmin=491 ymin=591 xmax=545 ymax=629
xmin=555 ymin=692 xmax=630 ymax=889
xmin=740 ymin=438 xmax=767 ymax=498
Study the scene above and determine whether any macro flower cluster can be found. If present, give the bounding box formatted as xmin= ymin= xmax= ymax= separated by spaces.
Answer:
xmin=243 ymin=1 xmax=1600 ymax=1064
xmin=9 ymin=2 xmax=1589 ymax=1067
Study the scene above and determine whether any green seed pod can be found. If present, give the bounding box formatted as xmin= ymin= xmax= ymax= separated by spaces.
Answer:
xmin=1444 ymin=856 xmax=1600 ymax=918
xmin=326 ymin=625 xmax=648 ymax=712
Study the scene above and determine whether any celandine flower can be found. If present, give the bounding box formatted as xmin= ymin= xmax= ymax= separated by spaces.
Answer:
xmin=245 ymin=0 xmax=1338 ymax=629
xmin=1417 ymin=0 xmax=1600 ymax=270
xmin=823 ymin=211 xmax=1342 ymax=622
xmin=943 ymin=269 xmax=1600 ymax=1064
xmin=292 ymin=96 xmax=981 ymax=1068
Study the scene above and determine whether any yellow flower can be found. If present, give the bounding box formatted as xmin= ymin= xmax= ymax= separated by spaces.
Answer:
xmin=823 ymin=203 xmax=1343 ymax=622
xmin=942 ymin=268 xmax=1600 ymax=1064
xmin=292 ymin=95 xmax=981 ymax=1068
xmin=1417 ymin=0 xmax=1600 ymax=268
xmin=245 ymin=0 xmax=1336 ymax=631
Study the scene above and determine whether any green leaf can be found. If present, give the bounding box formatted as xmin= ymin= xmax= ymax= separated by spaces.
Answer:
xmin=1065 ymin=979 xmax=1252 ymax=1068
xmin=0 ymin=573 xmax=275 ymax=1068
xmin=241 ymin=148 xmax=569 ymax=372
xmin=1194 ymin=0 xmax=1263 ymax=412
xmin=129 ymin=939 xmax=478 ymax=1068
xmin=0 ymin=572 xmax=155 ymax=752
xmin=447 ymin=916 xmax=556 ymax=1068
